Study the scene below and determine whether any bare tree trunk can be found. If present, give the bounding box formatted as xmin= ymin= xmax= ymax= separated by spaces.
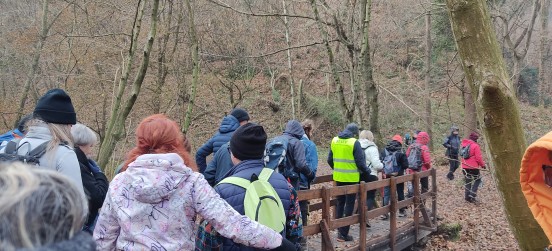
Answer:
xmin=283 ymin=0 xmax=296 ymax=119
xmin=310 ymin=0 xmax=353 ymax=122
xmin=182 ymin=0 xmax=200 ymax=134
xmin=446 ymin=0 xmax=548 ymax=249
xmin=425 ymin=6 xmax=433 ymax=150
xmin=359 ymin=0 xmax=382 ymax=146
xmin=540 ymin=0 xmax=550 ymax=105
xmin=98 ymin=0 xmax=160 ymax=168
xmin=15 ymin=0 xmax=50 ymax=127
xmin=463 ymin=79 xmax=477 ymax=134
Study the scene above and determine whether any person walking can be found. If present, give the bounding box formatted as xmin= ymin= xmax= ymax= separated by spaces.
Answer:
xmin=195 ymin=108 xmax=250 ymax=173
xmin=443 ymin=126 xmax=461 ymax=180
xmin=93 ymin=114 xmax=294 ymax=251
xmin=298 ymin=119 xmax=318 ymax=250
xmin=71 ymin=123 xmax=109 ymax=234
xmin=380 ymin=135 xmax=409 ymax=219
xmin=406 ymin=131 xmax=432 ymax=193
xmin=328 ymin=123 xmax=370 ymax=242
xmin=358 ymin=130 xmax=383 ymax=212
xmin=461 ymin=132 xmax=486 ymax=203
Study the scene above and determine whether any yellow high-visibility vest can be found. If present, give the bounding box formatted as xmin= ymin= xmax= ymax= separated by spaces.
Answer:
xmin=331 ymin=137 xmax=359 ymax=182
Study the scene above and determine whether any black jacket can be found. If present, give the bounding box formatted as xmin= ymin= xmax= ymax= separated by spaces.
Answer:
xmin=75 ymin=147 xmax=108 ymax=232
xmin=443 ymin=133 xmax=461 ymax=157
xmin=380 ymin=140 xmax=408 ymax=176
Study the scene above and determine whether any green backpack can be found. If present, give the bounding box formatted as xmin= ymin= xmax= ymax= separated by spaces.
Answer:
xmin=217 ymin=168 xmax=286 ymax=233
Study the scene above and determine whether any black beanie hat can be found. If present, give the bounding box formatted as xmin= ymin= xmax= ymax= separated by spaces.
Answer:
xmin=33 ymin=89 xmax=77 ymax=125
xmin=230 ymin=123 xmax=267 ymax=161
xmin=230 ymin=108 xmax=250 ymax=122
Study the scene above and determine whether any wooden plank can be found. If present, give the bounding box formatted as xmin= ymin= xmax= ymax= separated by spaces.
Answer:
xmin=331 ymin=214 xmax=360 ymax=229
xmin=363 ymin=179 xmax=390 ymax=191
xmin=309 ymin=199 xmax=338 ymax=212
xmin=329 ymin=183 xmax=360 ymax=197
xmin=419 ymin=225 xmax=438 ymax=232
xmin=418 ymin=170 xmax=432 ymax=178
xmin=313 ymin=174 xmax=334 ymax=184
xmin=366 ymin=205 xmax=390 ymax=219
xmin=320 ymin=219 xmax=336 ymax=251
xmin=359 ymin=182 xmax=367 ymax=251
xmin=303 ymin=223 xmax=321 ymax=236
xmin=431 ymin=168 xmax=438 ymax=226
xmin=394 ymin=174 xmax=413 ymax=184
xmin=343 ymin=245 xmax=360 ymax=251
xmin=389 ymin=177 xmax=397 ymax=251
xmin=297 ymin=189 xmax=322 ymax=201
xmin=420 ymin=205 xmax=434 ymax=228
xmin=321 ymin=186 xmax=330 ymax=251
xmin=396 ymin=197 xmax=414 ymax=209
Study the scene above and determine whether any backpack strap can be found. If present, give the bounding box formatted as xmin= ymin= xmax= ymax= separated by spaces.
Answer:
xmin=217 ymin=176 xmax=251 ymax=189
xmin=26 ymin=141 xmax=49 ymax=160
xmin=258 ymin=168 xmax=274 ymax=182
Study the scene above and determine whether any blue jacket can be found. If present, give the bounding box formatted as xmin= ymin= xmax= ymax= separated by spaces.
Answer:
xmin=443 ymin=133 xmax=461 ymax=158
xmin=299 ymin=135 xmax=318 ymax=189
xmin=195 ymin=115 xmax=240 ymax=173
xmin=327 ymin=129 xmax=369 ymax=175
xmin=0 ymin=129 xmax=24 ymax=149
xmin=203 ymin=142 xmax=233 ymax=186
xmin=215 ymin=159 xmax=293 ymax=251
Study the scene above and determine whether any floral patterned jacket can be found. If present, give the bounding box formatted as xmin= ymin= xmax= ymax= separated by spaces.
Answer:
xmin=93 ymin=153 xmax=283 ymax=251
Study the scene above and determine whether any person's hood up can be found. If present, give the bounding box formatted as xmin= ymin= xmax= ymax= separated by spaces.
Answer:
xmin=450 ymin=126 xmax=459 ymax=135
xmin=126 ymin=153 xmax=191 ymax=204
xmin=416 ymin=131 xmax=430 ymax=145
xmin=16 ymin=232 xmax=96 ymax=251
xmin=338 ymin=130 xmax=354 ymax=139
xmin=520 ymin=131 xmax=552 ymax=244
xmin=385 ymin=140 xmax=402 ymax=152
xmin=284 ymin=120 xmax=305 ymax=139
xmin=359 ymin=138 xmax=376 ymax=149
xmin=218 ymin=115 xmax=240 ymax=134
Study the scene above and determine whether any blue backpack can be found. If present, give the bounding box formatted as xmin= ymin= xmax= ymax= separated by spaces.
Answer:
xmin=264 ymin=136 xmax=299 ymax=183
xmin=382 ymin=149 xmax=401 ymax=175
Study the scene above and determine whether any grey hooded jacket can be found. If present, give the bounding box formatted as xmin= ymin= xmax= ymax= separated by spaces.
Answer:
xmin=1 ymin=123 xmax=85 ymax=195
xmin=280 ymin=120 xmax=312 ymax=179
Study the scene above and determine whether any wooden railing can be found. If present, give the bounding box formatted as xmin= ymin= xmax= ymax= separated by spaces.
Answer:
xmin=297 ymin=169 xmax=438 ymax=251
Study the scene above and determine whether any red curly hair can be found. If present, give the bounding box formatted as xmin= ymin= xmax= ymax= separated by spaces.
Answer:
xmin=121 ymin=114 xmax=197 ymax=172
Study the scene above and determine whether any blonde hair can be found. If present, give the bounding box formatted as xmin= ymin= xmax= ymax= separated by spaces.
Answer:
xmin=0 ymin=162 xmax=86 ymax=250
xmin=359 ymin=130 xmax=374 ymax=141
xmin=28 ymin=119 xmax=74 ymax=160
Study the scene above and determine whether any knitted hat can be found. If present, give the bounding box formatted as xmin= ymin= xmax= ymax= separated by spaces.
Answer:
xmin=392 ymin=134 xmax=403 ymax=144
xmin=33 ymin=89 xmax=76 ymax=125
xmin=469 ymin=132 xmax=479 ymax=142
xmin=345 ymin=123 xmax=359 ymax=137
xmin=230 ymin=108 xmax=250 ymax=122
xmin=230 ymin=123 xmax=267 ymax=161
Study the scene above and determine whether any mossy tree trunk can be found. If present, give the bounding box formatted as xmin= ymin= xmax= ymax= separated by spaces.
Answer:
xmin=446 ymin=0 xmax=548 ymax=250
xmin=539 ymin=0 xmax=550 ymax=105
xmin=462 ymin=80 xmax=477 ymax=135
xmin=98 ymin=0 xmax=160 ymax=168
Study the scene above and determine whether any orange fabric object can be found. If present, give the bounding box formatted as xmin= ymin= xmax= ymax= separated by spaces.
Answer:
xmin=520 ymin=131 xmax=552 ymax=243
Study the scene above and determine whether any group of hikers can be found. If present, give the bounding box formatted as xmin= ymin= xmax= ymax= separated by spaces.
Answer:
xmin=0 ymin=87 xmax=507 ymax=251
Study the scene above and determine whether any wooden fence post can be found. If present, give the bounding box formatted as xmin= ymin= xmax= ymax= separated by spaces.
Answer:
xmin=413 ymin=172 xmax=421 ymax=241
xmin=321 ymin=186 xmax=331 ymax=251
xmin=390 ymin=177 xmax=397 ymax=251
xmin=359 ymin=182 xmax=367 ymax=251
xmin=431 ymin=168 xmax=437 ymax=225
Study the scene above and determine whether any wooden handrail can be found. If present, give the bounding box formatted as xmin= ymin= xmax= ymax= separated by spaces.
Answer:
xmin=297 ymin=169 xmax=438 ymax=251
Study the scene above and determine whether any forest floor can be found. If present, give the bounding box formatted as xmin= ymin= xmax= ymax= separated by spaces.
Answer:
xmin=310 ymin=162 xmax=519 ymax=250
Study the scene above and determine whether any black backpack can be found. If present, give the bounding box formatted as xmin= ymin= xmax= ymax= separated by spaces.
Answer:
xmin=0 ymin=140 xmax=49 ymax=165
xmin=461 ymin=144 xmax=472 ymax=159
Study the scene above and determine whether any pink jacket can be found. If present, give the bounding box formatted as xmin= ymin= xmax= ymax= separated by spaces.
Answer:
xmin=461 ymin=139 xmax=485 ymax=169
xmin=406 ymin=131 xmax=432 ymax=172
xmin=93 ymin=153 xmax=282 ymax=251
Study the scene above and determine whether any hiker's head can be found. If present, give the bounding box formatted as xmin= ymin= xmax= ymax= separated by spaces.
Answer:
xmin=71 ymin=124 xmax=98 ymax=157
xmin=359 ymin=130 xmax=374 ymax=142
xmin=33 ymin=89 xmax=76 ymax=125
xmin=451 ymin=126 xmax=459 ymax=135
xmin=229 ymin=123 xmax=267 ymax=165
xmin=391 ymin=134 xmax=403 ymax=145
xmin=469 ymin=132 xmax=479 ymax=142
xmin=404 ymin=133 xmax=411 ymax=141
xmin=301 ymin=119 xmax=314 ymax=139
xmin=230 ymin=108 xmax=250 ymax=126
xmin=345 ymin=123 xmax=359 ymax=138
xmin=17 ymin=114 xmax=33 ymax=135
xmin=416 ymin=131 xmax=430 ymax=145
xmin=0 ymin=162 xmax=87 ymax=250
xmin=122 ymin=114 xmax=196 ymax=172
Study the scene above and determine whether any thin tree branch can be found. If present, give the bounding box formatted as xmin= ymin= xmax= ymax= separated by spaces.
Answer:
xmin=200 ymin=39 xmax=339 ymax=59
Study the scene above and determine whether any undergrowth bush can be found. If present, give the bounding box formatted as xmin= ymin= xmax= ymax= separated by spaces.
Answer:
xmin=304 ymin=94 xmax=345 ymax=127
